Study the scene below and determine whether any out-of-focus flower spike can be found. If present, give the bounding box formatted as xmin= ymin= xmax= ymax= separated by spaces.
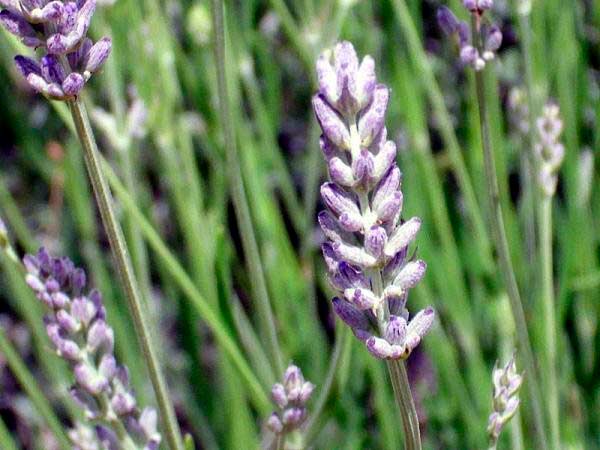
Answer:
xmin=437 ymin=6 xmax=458 ymax=35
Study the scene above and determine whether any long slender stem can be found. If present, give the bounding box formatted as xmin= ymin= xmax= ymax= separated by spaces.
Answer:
xmin=67 ymin=98 xmax=183 ymax=450
xmin=102 ymin=156 xmax=272 ymax=413
xmin=539 ymin=196 xmax=559 ymax=449
xmin=0 ymin=327 xmax=71 ymax=450
xmin=211 ymin=0 xmax=285 ymax=377
xmin=386 ymin=359 xmax=422 ymax=450
xmin=471 ymin=15 xmax=549 ymax=450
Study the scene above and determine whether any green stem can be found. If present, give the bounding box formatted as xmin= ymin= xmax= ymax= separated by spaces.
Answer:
xmin=539 ymin=195 xmax=559 ymax=449
xmin=101 ymin=157 xmax=271 ymax=413
xmin=211 ymin=0 xmax=285 ymax=377
xmin=67 ymin=98 xmax=183 ymax=450
xmin=471 ymin=15 xmax=549 ymax=450
xmin=0 ymin=414 xmax=19 ymax=450
xmin=386 ymin=359 xmax=422 ymax=450
xmin=0 ymin=327 xmax=71 ymax=450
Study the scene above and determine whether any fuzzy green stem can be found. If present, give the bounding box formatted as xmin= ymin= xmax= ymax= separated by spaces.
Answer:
xmin=386 ymin=359 xmax=422 ymax=450
xmin=67 ymin=98 xmax=183 ymax=450
xmin=211 ymin=0 xmax=285 ymax=377
xmin=539 ymin=195 xmax=559 ymax=449
xmin=0 ymin=327 xmax=71 ymax=450
xmin=471 ymin=15 xmax=549 ymax=450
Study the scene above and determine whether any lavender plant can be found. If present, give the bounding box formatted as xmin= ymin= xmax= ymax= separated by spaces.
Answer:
xmin=313 ymin=41 xmax=434 ymax=448
xmin=24 ymin=247 xmax=161 ymax=450
xmin=437 ymin=2 xmax=502 ymax=71
xmin=266 ymin=364 xmax=314 ymax=449
xmin=535 ymin=103 xmax=564 ymax=198
xmin=487 ymin=356 xmax=522 ymax=450
xmin=438 ymin=2 xmax=549 ymax=448
xmin=0 ymin=0 xmax=111 ymax=100
xmin=0 ymin=1 xmax=183 ymax=448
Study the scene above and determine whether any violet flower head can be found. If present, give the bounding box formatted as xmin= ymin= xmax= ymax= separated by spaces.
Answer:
xmin=534 ymin=103 xmax=564 ymax=197
xmin=314 ymin=42 xmax=434 ymax=361
xmin=487 ymin=356 xmax=522 ymax=445
xmin=23 ymin=247 xmax=161 ymax=449
xmin=0 ymin=0 xmax=111 ymax=100
xmin=267 ymin=364 xmax=314 ymax=435
xmin=437 ymin=2 xmax=502 ymax=71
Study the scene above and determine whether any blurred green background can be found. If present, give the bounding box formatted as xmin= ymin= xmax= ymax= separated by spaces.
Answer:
xmin=0 ymin=0 xmax=599 ymax=449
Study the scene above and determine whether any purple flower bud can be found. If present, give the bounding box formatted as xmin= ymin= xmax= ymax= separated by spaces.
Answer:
xmin=110 ymin=391 xmax=136 ymax=416
xmin=463 ymin=0 xmax=477 ymax=10
xmin=25 ymin=274 xmax=45 ymax=293
xmin=56 ymin=310 xmax=79 ymax=333
xmin=332 ymin=297 xmax=370 ymax=333
xmin=484 ymin=25 xmax=502 ymax=53
xmin=320 ymin=183 xmax=360 ymax=220
xmin=460 ymin=45 xmax=479 ymax=66
xmin=313 ymin=95 xmax=350 ymax=149
xmin=372 ymin=165 xmax=401 ymax=211
xmin=27 ymin=1 xmax=64 ymax=23
xmin=384 ymin=315 xmax=407 ymax=345
xmin=328 ymin=157 xmax=354 ymax=186
xmin=457 ymin=21 xmax=470 ymax=45
xmin=365 ymin=226 xmax=387 ymax=258
xmin=375 ymin=191 xmax=403 ymax=224
xmin=352 ymin=149 xmax=375 ymax=188
xmin=266 ymin=413 xmax=283 ymax=434
xmin=332 ymin=241 xmax=377 ymax=268
xmin=344 ymin=287 xmax=379 ymax=310
xmin=51 ymin=291 xmax=71 ymax=309
xmin=299 ymin=382 xmax=315 ymax=404
xmin=282 ymin=407 xmax=305 ymax=426
xmin=84 ymin=36 xmax=111 ymax=74
xmin=384 ymin=217 xmax=422 ymax=258
xmin=0 ymin=11 xmax=42 ymax=47
xmin=14 ymin=55 xmax=41 ymax=78
xmin=405 ymin=307 xmax=435 ymax=351
xmin=62 ymin=72 xmax=85 ymax=97
xmin=394 ymin=260 xmax=427 ymax=289
xmin=40 ymin=55 xmax=66 ymax=84
xmin=437 ymin=7 xmax=459 ymax=35
xmin=271 ymin=383 xmax=287 ymax=409
xmin=86 ymin=320 xmax=114 ymax=355
xmin=138 ymin=408 xmax=161 ymax=443
xmin=358 ymin=85 xmax=389 ymax=147
xmin=321 ymin=243 xmax=339 ymax=273
xmin=373 ymin=140 xmax=397 ymax=180
xmin=366 ymin=336 xmax=404 ymax=360
xmin=317 ymin=210 xmax=347 ymax=243
xmin=74 ymin=362 xmax=108 ymax=395
xmin=98 ymin=354 xmax=117 ymax=380
xmin=71 ymin=297 xmax=97 ymax=326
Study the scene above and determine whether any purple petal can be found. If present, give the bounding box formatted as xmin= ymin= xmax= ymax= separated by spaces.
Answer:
xmin=84 ymin=36 xmax=111 ymax=74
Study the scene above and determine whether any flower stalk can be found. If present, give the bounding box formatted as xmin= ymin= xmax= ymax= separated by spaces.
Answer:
xmin=466 ymin=6 xmax=548 ymax=449
xmin=68 ymin=97 xmax=184 ymax=450
xmin=313 ymin=41 xmax=434 ymax=449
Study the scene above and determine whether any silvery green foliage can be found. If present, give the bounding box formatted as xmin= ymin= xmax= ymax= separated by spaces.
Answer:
xmin=267 ymin=364 xmax=314 ymax=436
xmin=23 ymin=247 xmax=161 ymax=450
xmin=314 ymin=42 xmax=434 ymax=361
xmin=487 ymin=356 xmax=522 ymax=445
xmin=535 ymin=103 xmax=565 ymax=197
xmin=0 ymin=0 xmax=111 ymax=100
xmin=437 ymin=2 xmax=502 ymax=71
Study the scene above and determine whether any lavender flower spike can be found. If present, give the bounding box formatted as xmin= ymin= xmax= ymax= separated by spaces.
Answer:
xmin=534 ymin=103 xmax=565 ymax=197
xmin=487 ymin=356 xmax=523 ymax=448
xmin=0 ymin=0 xmax=110 ymax=100
xmin=314 ymin=42 xmax=434 ymax=361
xmin=438 ymin=1 xmax=502 ymax=71
xmin=23 ymin=247 xmax=161 ymax=449
xmin=266 ymin=364 xmax=314 ymax=441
